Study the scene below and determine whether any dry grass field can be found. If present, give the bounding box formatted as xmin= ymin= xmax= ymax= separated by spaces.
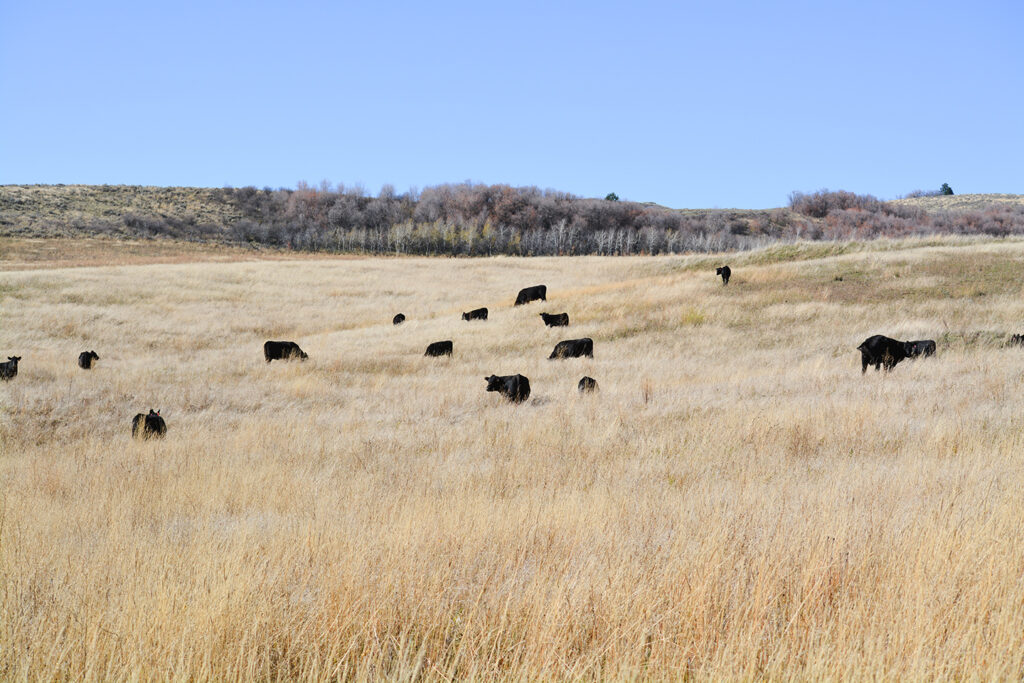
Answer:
xmin=3 ymin=236 xmax=1024 ymax=680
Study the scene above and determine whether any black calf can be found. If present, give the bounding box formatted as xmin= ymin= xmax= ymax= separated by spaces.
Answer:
xmin=485 ymin=374 xmax=531 ymax=403
xmin=132 ymin=409 xmax=167 ymax=439
xmin=425 ymin=340 xmax=453 ymax=357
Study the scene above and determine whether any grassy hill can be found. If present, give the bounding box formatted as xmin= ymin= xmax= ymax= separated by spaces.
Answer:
xmin=0 ymin=184 xmax=242 ymax=239
xmin=3 ymin=237 xmax=1024 ymax=678
xmin=889 ymin=192 xmax=1024 ymax=211
xmin=2 ymin=184 xmax=1023 ymax=255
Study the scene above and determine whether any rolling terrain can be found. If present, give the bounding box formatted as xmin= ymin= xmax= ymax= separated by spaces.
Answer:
xmin=2 ymin=236 xmax=1024 ymax=679
xmin=5 ymin=184 xmax=1022 ymax=257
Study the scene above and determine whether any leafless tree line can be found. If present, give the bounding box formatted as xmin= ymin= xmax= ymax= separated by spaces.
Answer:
xmin=216 ymin=183 xmax=820 ymax=255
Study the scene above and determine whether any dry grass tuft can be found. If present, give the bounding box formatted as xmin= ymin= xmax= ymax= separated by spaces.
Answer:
xmin=3 ymin=237 xmax=1024 ymax=679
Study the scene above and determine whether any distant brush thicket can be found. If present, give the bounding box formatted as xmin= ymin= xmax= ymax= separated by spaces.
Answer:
xmin=3 ymin=183 xmax=1024 ymax=255
xmin=224 ymin=183 xmax=786 ymax=254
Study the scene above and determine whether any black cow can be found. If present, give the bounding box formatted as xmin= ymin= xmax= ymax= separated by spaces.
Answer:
xmin=462 ymin=307 xmax=488 ymax=321
xmin=485 ymin=374 xmax=531 ymax=403
xmin=0 ymin=356 xmax=20 ymax=381
xmin=1010 ymin=334 xmax=1024 ymax=347
xmin=132 ymin=409 xmax=167 ymax=440
xmin=907 ymin=340 xmax=936 ymax=358
xmin=578 ymin=376 xmax=599 ymax=393
xmin=264 ymin=341 xmax=308 ymax=363
xmin=78 ymin=350 xmax=99 ymax=369
xmin=857 ymin=335 xmax=914 ymax=373
xmin=514 ymin=285 xmax=547 ymax=306
xmin=549 ymin=338 xmax=594 ymax=359
xmin=425 ymin=340 xmax=453 ymax=357
xmin=393 ymin=314 xmax=406 ymax=325
xmin=540 ymin=312 xmax=569 ymax=327
xmin=716 ymin=265 xmax=731 ymax=285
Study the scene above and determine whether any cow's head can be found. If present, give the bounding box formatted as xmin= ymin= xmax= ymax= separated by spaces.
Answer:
xmin=90 ymin=351 xmax=99 ymax=360
xmin=7 ymin=356 xmax=20 ymax=363
xmin=462 ymin=312 xmax=469 ymax=320
xmin=485 ymin=375 xmax=502 ymax=392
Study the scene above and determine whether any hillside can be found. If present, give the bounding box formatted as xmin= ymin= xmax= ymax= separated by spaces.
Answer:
xmin=4 ymin=238 xmax=1024 ymax=678
xmin=889 ymin=192 xmax=1024 ymax=211
xmin=0 ymin=184 xmax=243 ymax=239
xmin=2 ymin=184 xmax=1023 ymax=255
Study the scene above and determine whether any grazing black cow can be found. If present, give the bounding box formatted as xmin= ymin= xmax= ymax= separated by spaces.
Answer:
xmin=857 ymin=335 xmax=914 ymax=373
xmin=716 ymin=265 xmax=731 ymax=285
xmin=907 ymin=340 xmax=936 ymax=358
xmin=393 ymin=313 xmax=406 ymax=325
xmin=514 ymin=285 xmax=547 ymax=306
xmin=425 ymin=340 xmax=453 ymax=357
xmin=131 ymin=409 xmax=167 ymax=440
xmin=549 ymin=338 xmax=594 ymax=359
xmin=263 ymin=341 xmax=308 ymax=363
xmin=462 ymin=307 xmax=488 ymax=321
xmin=0 ymin=356 xmax=20 ymax=381
xmin=540 ymin=312 xmax=569 ymax=327
xmin=78 ymin=350 xmax=99 ymax=369
xmin=1010 ymin=334 xmax=1024 ymax=347
xmin=485 ymin=374 xmax=531 ymax=403
xmin=578 ymin=376 xmax=599 ymax=393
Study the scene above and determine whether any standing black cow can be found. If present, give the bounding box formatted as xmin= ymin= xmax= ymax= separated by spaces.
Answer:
xmin=716 ymin=266 xmax=731 ymax=285
xmin=549 ymin=338 xmax=594 ymax=359
xmin=907 ymin=340 xmax=937 ymax=358
xmin=132 ymin=409 xmax=167 ymax=440
xmin=485 ymin=374 xmax=531 ymax=403
xmin=540 ymin=312 xmax=569 ymax=327
xmin=263 ymin=341 xmax=308 ymax=363
xmin=78 ymin=350 xmax=100 ymax=369
xmin=0 ymin=356 xmax=20 ymax=380
xmin=462 ymin=307 xmax=488 ymax=321
xmin=514 ymin=285 xmax=547 ymax=306
xmin=393 ymin=314 xmax=406 ymax=325
xmin=425 ymin=340 xmax=453 ymax=357
xmin=578 ymin=376 xmax=599 ymax=393
xmin=857 ymin=335 xmax=914 ymax=373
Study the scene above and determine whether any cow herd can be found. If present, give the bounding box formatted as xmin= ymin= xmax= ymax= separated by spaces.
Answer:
xmin=3 ymin=264 xmax=1021 ymax=440
xmin=399 ymin=285 xmax=592 ymax=403
xmin=261 ymin=284 xmax=589 ymax=416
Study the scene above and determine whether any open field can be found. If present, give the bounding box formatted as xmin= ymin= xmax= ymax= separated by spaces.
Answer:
xmin=3 ymin=237 xmax=1024 ymax=679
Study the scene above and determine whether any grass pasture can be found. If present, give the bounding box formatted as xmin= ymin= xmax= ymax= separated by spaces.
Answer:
xmin=3 ymin=237 xmax=1024 ymax=679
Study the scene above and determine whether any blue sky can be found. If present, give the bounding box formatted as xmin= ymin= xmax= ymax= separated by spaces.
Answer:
xmin=1 ymin=0 xmax=1021 ymax=208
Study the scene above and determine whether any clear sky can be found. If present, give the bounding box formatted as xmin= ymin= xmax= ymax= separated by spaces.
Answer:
xmin=1 ymin=0 xmax=1021 ymax=208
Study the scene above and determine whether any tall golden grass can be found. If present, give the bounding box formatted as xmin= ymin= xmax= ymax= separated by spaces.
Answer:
xmin=3 ymin=237 xmax=1024 ymax=679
